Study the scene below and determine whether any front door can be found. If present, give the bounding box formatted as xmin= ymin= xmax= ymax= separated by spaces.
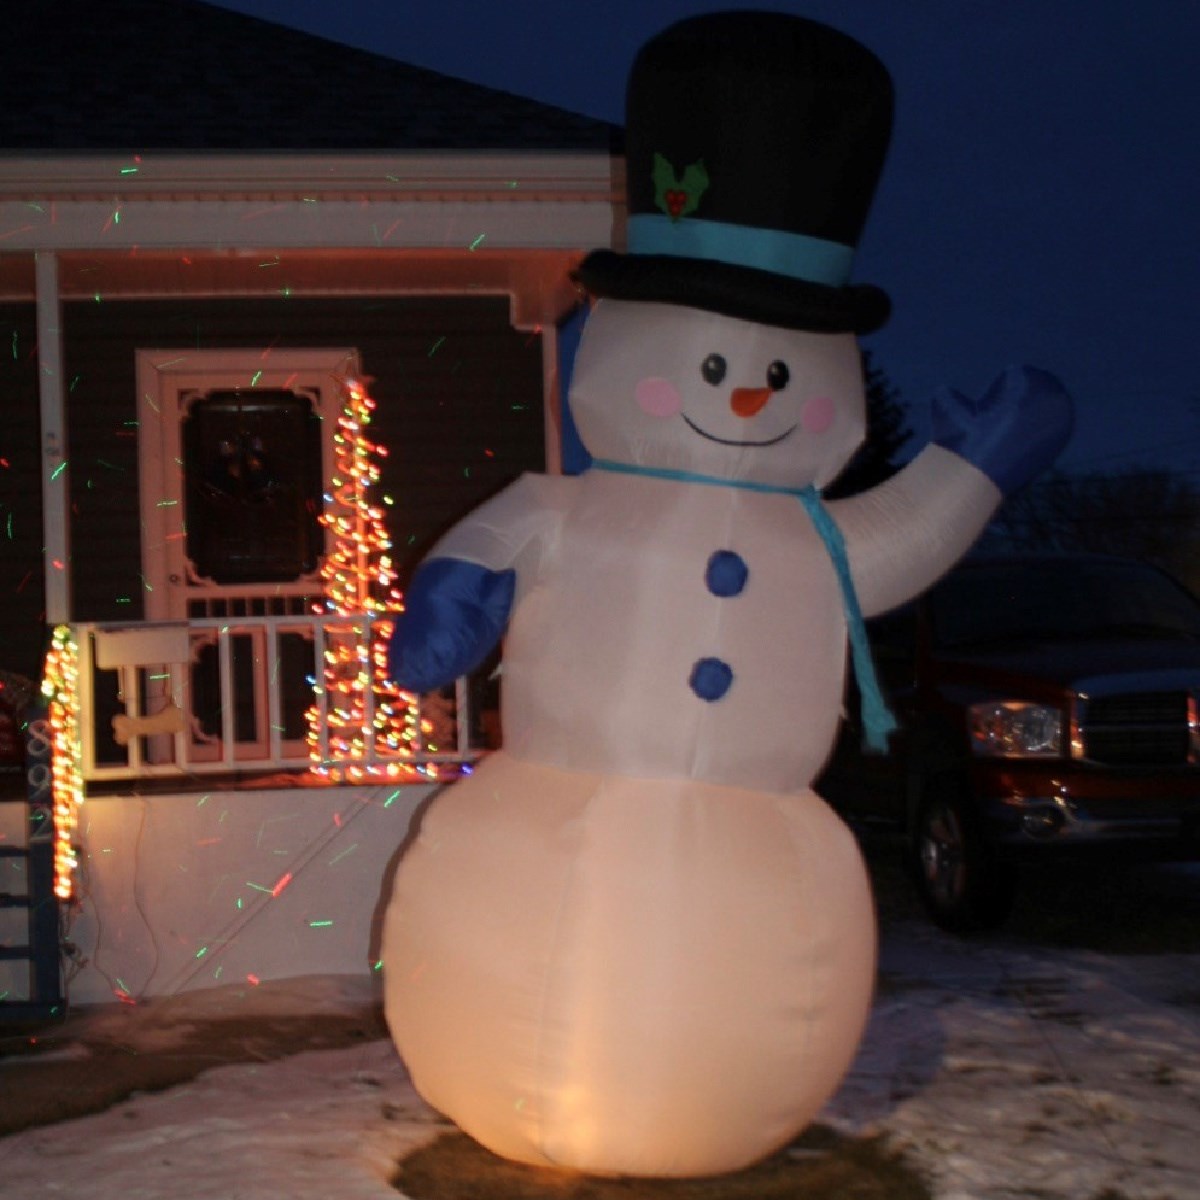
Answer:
xmin=136 ymin=348 xmax=358 ymax=764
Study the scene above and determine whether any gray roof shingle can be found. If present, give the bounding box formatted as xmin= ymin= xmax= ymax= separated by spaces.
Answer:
xmin=1 ymin=0 xmax=620 ymax=152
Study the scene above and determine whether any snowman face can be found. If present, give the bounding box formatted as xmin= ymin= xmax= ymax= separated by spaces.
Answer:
xmin=569 ymin=300 xmax=867 ymax=490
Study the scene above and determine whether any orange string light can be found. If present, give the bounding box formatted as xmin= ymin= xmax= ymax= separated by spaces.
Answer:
xmin=41 ymin=625 xmax=83 ymax=900
xmin=306 ymin=379 xmax=426 ymax=782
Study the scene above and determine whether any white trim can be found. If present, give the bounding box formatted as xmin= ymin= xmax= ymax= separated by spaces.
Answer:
xmin=36 ymin=252 xmax=70 ymax=624
xmin=0 ymin=149 xmax=624 ymax=259
xmin=0 ymin=197 xmax=617 ymax=253
xmin=136 ymin=348 xmax=357 ymax=623
xmin=0 ymin=150 xmax=620 ymax=197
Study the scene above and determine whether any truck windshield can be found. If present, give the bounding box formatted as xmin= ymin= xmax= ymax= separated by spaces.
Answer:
xmin=930 ymin=559 xmax=1200 ymax=649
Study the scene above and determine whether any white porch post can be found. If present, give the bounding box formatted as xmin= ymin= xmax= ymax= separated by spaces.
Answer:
xmin=541 ymin=328 xmax=563 ymax=476
xmin=35 ymin=251 xmax=72 ymax=624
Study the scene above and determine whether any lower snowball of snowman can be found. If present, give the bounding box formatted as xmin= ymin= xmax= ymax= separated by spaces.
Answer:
xmin=381 ymin=750 xmax=876 ymax=1178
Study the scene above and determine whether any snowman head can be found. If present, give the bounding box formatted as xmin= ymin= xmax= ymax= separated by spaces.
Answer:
xmin=569 ymin=299 xmax=867 ymax=491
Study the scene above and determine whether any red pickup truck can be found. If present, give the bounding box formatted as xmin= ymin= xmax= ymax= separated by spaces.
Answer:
xmin=820 ymin=553 xmax=1200 ymax=932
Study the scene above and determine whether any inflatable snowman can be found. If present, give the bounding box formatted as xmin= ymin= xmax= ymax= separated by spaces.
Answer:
xmin=381 ymin=12 xmax=1071 ymax=1178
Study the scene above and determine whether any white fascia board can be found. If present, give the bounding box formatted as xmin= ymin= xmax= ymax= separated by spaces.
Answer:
xmin=0 ymin=151 xmax=623 ymax=252
xmin=0 ymin=150 xmax=621 ymax=199
xmin=0 ymin=196 xmax=617 ymax=252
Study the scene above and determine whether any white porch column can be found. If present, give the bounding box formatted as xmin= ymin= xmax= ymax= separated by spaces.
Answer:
xmin=35 ymin=251 xmax=71 ymax=624
xmin=541 ymin=328 xmax=563 ymax=476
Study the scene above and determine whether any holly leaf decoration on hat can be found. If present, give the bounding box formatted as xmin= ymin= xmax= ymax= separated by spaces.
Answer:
xmin=653 ymin=153 xmax=710 ymax=222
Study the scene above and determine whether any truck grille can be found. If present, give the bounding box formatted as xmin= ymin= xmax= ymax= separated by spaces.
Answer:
xmin=1081 ymin=691 xmax=1193 ymax=765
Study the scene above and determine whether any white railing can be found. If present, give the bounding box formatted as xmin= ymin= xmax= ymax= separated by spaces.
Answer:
xmin=73 ymin=616 xmax=478 ymax=782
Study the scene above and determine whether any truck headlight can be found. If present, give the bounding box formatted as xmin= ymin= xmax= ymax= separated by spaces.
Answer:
xmin=967 ymin=701 xmax=1063 ymax=758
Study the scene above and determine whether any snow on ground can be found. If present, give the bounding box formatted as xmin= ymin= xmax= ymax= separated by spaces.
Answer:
xmin=827 ymin=922 xmax=1200 ymax=1200
xmin=1 ymin=923 xmax=1198 ymax=1199
xmin=0 ymin=977 xmax=446 ymax=1200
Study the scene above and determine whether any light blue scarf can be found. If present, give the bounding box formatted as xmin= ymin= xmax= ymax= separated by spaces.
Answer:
xmin=591 ymin=458 xmax=897 ymax=752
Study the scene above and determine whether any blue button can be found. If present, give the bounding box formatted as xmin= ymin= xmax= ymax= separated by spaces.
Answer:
xmin=689 ymin=657 xmax=733 ymax=701
xmin=705 ymin=550 xmax=748 ymax=597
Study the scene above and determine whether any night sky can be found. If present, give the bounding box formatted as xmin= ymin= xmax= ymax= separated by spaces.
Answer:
xmin=213 ymin=0 xmax=1199 ymax=478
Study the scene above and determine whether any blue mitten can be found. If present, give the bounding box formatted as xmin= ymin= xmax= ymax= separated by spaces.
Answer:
xmin=932 ymin=365 xmax=1074 ymax=495
xmin=388 ymin=558 xmax=516 ymax=693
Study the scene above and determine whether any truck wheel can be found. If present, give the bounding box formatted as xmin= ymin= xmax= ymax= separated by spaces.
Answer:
xmin=911 ymin=780 xmax=1017 ymax=934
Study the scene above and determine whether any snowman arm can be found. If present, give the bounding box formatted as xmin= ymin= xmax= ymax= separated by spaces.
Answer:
xmin=425 ymin=471 xmax=574 ymax=571
xmin=388 ymin=473 xmax=571 ymax=692
xmin=830 ymin=445 xmax=1001 ymax=619
xmin=831 ymin=364 xmax=1073 ymax=618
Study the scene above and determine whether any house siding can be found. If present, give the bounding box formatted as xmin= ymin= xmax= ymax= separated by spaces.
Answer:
xmin=60 ymin=295 xmax=546 ymax=625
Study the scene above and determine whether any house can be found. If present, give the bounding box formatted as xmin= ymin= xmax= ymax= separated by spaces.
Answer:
xmin=0 ymin=0 xmax=622 ymax=1009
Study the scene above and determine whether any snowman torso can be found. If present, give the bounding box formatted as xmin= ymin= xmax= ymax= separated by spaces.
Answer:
xmin=385 ymin=468 xmax=876 ymax=1175
xmin=499 ymin=469 xmax=848 ymax=791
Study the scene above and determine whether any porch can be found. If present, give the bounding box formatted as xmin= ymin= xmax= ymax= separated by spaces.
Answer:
xmin=73 ymin=614 xmax=483 ymax=785
xmin=10 ymin=612 xmax=486 ymax=1007
xmin=53 ymin=778 xmax=438 ymax=1006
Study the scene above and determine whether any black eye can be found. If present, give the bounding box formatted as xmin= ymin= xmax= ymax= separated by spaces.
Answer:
xmin=766 ymin=360 xmax=790 ymax=391
xmin=700 ymin=353 xmax=727 ymax=386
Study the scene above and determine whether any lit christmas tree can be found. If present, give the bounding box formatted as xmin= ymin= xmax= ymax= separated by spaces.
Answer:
xmin=306 ymin=378 xmax=428 ymax=781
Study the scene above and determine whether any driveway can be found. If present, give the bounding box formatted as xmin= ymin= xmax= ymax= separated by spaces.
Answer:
xmin=833 ymin=839 xmax=1200 ymax=1198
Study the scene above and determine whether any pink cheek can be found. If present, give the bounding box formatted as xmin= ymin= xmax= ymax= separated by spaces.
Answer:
xmin=801 ymin=395 xmax=836 ymax=435
xmin=634 ymin=376 xmax=683 ymax=419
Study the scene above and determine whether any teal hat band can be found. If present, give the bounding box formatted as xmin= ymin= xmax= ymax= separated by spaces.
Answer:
xmin=627 ymin=213 xmax=856 ymax=288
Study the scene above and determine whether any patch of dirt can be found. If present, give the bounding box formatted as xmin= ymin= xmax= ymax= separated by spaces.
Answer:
xmin=391 ymin=1128 xmax=931 ymax=1200
xmin=0 ymin=1006 xmax=387 ymax=1136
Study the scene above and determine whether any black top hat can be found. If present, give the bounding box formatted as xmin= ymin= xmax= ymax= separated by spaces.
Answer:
xmin=574 ymin=11 xmax=894 ymax=333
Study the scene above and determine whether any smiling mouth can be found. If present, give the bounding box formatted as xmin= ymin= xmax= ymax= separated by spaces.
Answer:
xmin=681 ymin=414 xmax=797 ymax=447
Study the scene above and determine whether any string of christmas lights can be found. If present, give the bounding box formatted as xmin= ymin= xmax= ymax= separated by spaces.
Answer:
xmin=306 ymin=378 xmax=433 ymax=781
xmin=42 ymin=624 xmax=83 ymax=900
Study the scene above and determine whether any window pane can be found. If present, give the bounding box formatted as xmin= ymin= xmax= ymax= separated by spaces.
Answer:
xmin=183 ymin=390 xmax=322 ymax=584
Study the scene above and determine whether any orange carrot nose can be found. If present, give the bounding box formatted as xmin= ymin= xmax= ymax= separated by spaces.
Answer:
xmin=731 ymin=386 xmax=772 ymax=418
